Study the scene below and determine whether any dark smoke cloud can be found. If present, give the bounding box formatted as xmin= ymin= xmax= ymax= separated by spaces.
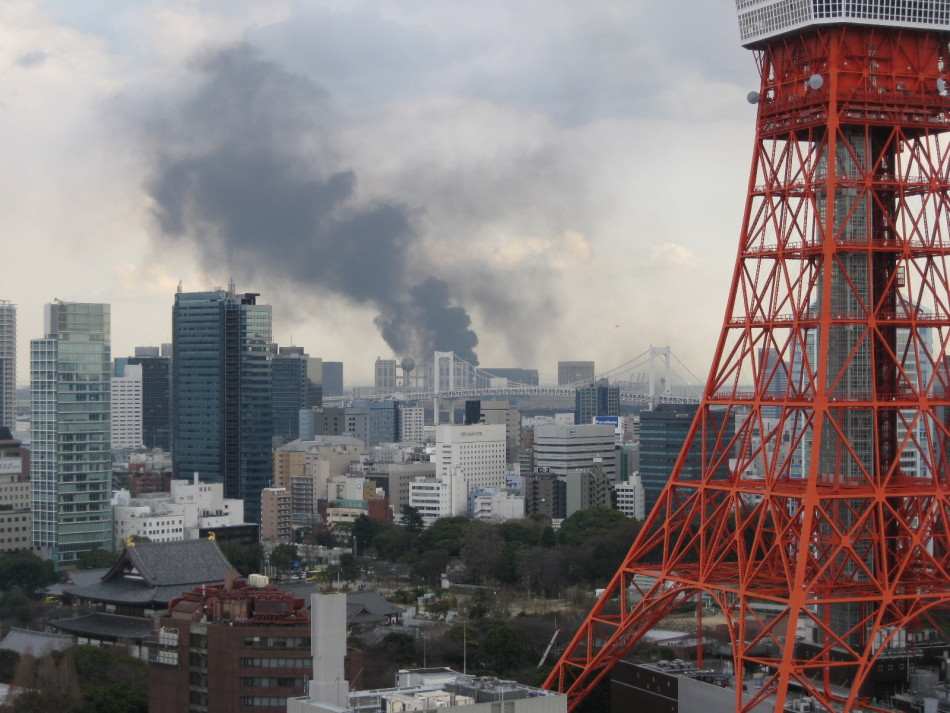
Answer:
xmin=142 ymin=43 xmax=479 ymax=364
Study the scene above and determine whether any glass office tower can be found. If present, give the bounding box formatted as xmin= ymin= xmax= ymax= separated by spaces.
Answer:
xmin=172 ymin=286 xmax=272 ymax=523
xmin=31 ymin=301 xmax=112 ymax=568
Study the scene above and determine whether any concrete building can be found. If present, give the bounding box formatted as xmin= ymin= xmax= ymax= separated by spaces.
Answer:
xmin=273 ymin=438 xmax=363 ymax=490
xmin=0 ymin=427 xmax=31 ymax=553
xmin=172 ymin=285 xmax=272 ymax=523
xmin=564 ymin=461 xmax=612 ymax=516
xmin=374 ymin=357 xmax=397 ymax=391
xmin=0 ymin=301 xmax=14 ymax=430
xmin=470 ymin=487 xmax=525 ymax=522
xmin=365 ymin=462 xmax=435 ymax=516
xmin=261 ymin=487 xmax=292 ymax=542
xmin=524 ymin=470 xmax=565 ymax=520
xmin=288 ymin=593 xmax=565 ymax=713
xmin=558 ymin=360 xmax=595 ymax=385
xmin=299 ymin=407 xmax=346 ymax=440
xmin=464 ymin=400 xmax=522 ymax=464
xmin=533 ymin=423 xmax=617 ymax=482
xmin=574 ymin=378 xmax=620 ymax=426
xmin=614 ymin=473 xmax=646 ymax=521
xmin=397 ymin=404 xmax=425 ymax=443
xmin=31 ymin=301 xmax=112 ymax=567
xmin=111 ymin=363 xmax=143 ymax=449
xmin=112 ymin=475 xmax=248 ymax=549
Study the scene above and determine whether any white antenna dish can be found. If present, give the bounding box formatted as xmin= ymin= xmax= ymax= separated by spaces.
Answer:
xmin=747 ymin=91 xmax=760 ymax=104
xmin=808 ymin=74 xmax=824 ymax=90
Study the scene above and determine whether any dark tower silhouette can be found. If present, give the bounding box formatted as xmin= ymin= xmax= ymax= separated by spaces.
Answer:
xmin=545 ymin=3 xmax=950 ymax=712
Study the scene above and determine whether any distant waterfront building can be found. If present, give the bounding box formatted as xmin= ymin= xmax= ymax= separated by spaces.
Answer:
xmin=115 ymin=348 xmax=172 ymax=451
xmin=272 ymin=346 xmax=322 ymax=441
xmin=111 ymin=363 xmax=144 ymax=449
xmin=558 ymin=360 xmax=595 ymax=385
xmin=480 ymin=367 xmax=540 ymax=386
xmin=0 ymin=301 xmax=14 ymax=429
xmin=374 ymin=357 xmax=397 ymax=391
xmin=31 ymin=301 xmax=112 ymax=567
xmin=322 ymin=361 xmax=344 ymax=397
xmin=172 ymin=285 xmax=273 ymax=523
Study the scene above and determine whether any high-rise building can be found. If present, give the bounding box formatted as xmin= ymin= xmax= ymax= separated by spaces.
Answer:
xmin=31 ymin=301 xmax=112 ymax=567
xmin=345 ymin=401 xmax=397 ymax=448
xmin=574 ymin=379 xmax=619 ymax=426
xmin=638 ymin=405 xmax=733 ymax=515
xmin=0 ymin=301 xmax=14 ymax=430
xmin=272 ymin=346 xmax=322 ymax=441
xmin=111 ymin=363 xmax=143 ymax=449
xmin=396 ymin=405 xmax=425 ymax=443
xmin=116 ymin=347 xmax=173 ymax=451
xmin=557 ymin=361 xmax=595 ymax=386
xmin=322 ymin=362 xmax=344 ymax=397
xmin=172 ymin=286 xmax=272 ymax=523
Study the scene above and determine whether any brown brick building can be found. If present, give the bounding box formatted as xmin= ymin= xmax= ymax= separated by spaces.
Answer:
xmin=148 ymin=576 xmax=313 ymax=713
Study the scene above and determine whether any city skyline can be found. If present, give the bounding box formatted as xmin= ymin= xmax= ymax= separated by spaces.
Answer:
xmin=0 ymin=0 xmax=757 ymax=386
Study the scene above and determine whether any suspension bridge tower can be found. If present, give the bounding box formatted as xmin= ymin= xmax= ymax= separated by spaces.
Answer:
xmin=546 ymin=2 xmax=950 ymax=711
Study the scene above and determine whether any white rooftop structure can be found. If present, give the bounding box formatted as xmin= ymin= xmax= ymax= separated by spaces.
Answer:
xmin=736 ymin=0 xmax=950 ymax=47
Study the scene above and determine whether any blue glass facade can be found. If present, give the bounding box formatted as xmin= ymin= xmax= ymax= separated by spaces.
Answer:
xmin=638 ymin=405 xmax=733 ymax=516
xmin=271 ymin=347 xmax=321 ymax=441
xmin=31 ymin=302 xmax=112 ymax=568
xmin=172 ymin=289 xmax=272 ymax=523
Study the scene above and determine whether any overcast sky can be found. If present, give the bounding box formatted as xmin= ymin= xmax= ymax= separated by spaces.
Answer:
xmin=1 ymin=0 xmax=759 ymax=386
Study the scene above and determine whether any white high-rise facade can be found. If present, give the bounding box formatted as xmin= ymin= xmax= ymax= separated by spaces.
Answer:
xmin=0 ymin=301 xmax=14 ymax=430
xmin=111 ymin=363 xmax=143 ymax=449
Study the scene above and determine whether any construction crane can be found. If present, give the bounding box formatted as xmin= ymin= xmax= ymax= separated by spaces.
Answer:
xmin=537 ymin=629 xmax=561 ymax=669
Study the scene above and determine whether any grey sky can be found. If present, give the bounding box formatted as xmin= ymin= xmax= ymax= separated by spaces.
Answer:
xmin=3 ymin=0 xmax=758 ymax=384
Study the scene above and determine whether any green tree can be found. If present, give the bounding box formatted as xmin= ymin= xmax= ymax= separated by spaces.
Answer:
xmin=558 ymin=506 xmax=629 ymax=547
xmin=413 ymin=517 xmax=468 ymax=557
xmin=0 ymin=551 xmax=59 ymax=595
xmin=370 ymin=528 xmax=410 ymax=561
xmin=351 ymin=515 xmax=384 ymax=556
xmin=219 ymin=542 xmax=264 ymax=576
xmin=401 ymin=505 xmax=425 ymax=535
xmin=481 ymin=620 xmax=522 ymax=675
xmin=337 ymin=553 xmax=360 ymax=583
xmin=76 ymin=548 xmax=116 ymax=571
xmin=74 ymin=683 xmax=148 ymax=713
xmin=269 ymin=543 xmax=298 ymax=572
xmin=460 ymin=522 xmax=503 ymax=584
xmin=539 ymin=526 xmax=557 ymax=548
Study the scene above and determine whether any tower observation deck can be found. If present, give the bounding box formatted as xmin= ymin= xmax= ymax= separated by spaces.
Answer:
xmin=546 ymin=2 xmax=950 ymax=712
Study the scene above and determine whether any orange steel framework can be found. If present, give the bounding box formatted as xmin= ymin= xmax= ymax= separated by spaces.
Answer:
xmin=544 ymin=22 xmax=950 ymax=713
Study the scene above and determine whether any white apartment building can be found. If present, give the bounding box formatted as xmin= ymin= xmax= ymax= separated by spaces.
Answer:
xmin=470 ymin=487 xmax=525 ymax=522
xmin=111 ymin=363 xmax=143 ymax=449
xmin=397 ymin=405 xmax=425 ymax=443
xmin=614 ymin=473 xmax=646 ymax=521
xmin=112 ymin=474 xmax=246 ymax=548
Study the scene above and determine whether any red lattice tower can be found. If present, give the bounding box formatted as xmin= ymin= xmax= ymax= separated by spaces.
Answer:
xmin=545 ymin=4 xmax=950 ymax=712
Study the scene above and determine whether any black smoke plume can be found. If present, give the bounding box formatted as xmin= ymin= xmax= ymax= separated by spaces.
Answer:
xmin=143 ymin=43 xmax=478 ymax=363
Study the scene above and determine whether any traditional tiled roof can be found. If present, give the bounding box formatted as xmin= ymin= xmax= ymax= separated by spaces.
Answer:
xmin=0 ymin=628 xmax=72 ymax=657
xmin=50 ymin=613 xmax=154 ymax=641
xmin=345 ymin=590 xmax=405 ymax=625
xmin=106 ymin=539 xmax=233 ymax=586
xmin=62 ymin=539 xmax=235 ymax=607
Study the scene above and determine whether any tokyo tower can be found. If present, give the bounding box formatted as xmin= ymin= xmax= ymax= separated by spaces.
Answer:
xmin=545 ymin=2 xmax=950 ymax=712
